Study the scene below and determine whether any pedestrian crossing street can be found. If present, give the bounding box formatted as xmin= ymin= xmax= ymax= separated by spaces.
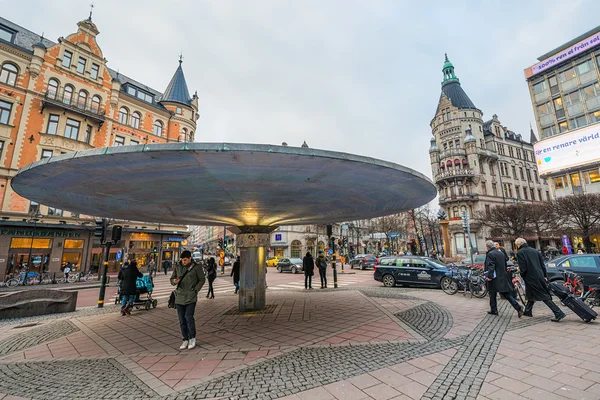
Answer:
xmin=125 ymin=274 xmax=238 ymax=300
xmin=266 ymin=273 xmax=368 ymax=290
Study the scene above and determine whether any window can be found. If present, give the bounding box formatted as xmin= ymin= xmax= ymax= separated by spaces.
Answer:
xmin=46 ymin=114 xmax=59 ymax=134
xmin=537 ymin=102 xmax=552 ymax=115
xmin=546 ymin=191 xmax=551 ymax=200
xmin=512 ymin=165 xmax=517 ymax=179
xmin=28 ymin=201 xmax=39 ymax=214
xmin=559 ymin=67 xmax=576 ymax=83
xmin=523 ymin=187 xmax=528 ymax=200
xmin=492 ymin=183 xmax=497 ymax=196
xmin=47 ymin=78 xmax=59 ymax=99
xmin=0 ymin=100 xmax=12 ymax=124
xmin=516 ymin=185 xmax=520 ymax=199
xmin=131 ymin=112 xmax=141 ymax=129
xmin=0 ymin=26 xmax=15 ymax=42
xmin=583 ymin=169 xmax=600 ymax=184
xmin=84 ymin=125 xmax=92 ymax=143
xmin=530 ymin=188 xmax=535 ymax=200
xmin=125 ymin=85 xmax=153 ymax=103
xmin=583 ymin=82 xmax=600 ymax=99
xmin=565 ymin=91 xmax=581 ymax=106
xmin=453 ymin=206 xmax=459 ymax=218
xmin=41 ymin=149 xmax=53 ymax=159
xmin=114 ymin=135 xmax=125 ymax=146
xmin=64 ymin=118 xmax=80 ymax=140
xmin=62 ymin=50 xmax=73 ymax=68
xmin=481 ymin=182 xmax=487 ymax=195
xmin=554 ymin=97 xmax=564 ymax=112
xmin=153 ymin=120 xmax=163 ymax=136
xmin=176 ymin=107 xmax=182 ymax=115
xmin=0 ymin=140 xmax=4 ymax=160
xmin=520 ymin=167 xmax=525 ymax=180
xmin=567 ymin=256 xmax=598 ymax=270
xmin=533 ymin=80 xmax=547 ymax=94
xmin=90 ymin=63 xmax=99 ymax=79
xmin=479 ymin=162 xmax=484 ymax=174
xmin=77 ymin=90 xmax=87 ymax=109
xmin=182 ymin=128 xmax=187 ymax=142
xmin=509 ymin=147 xmax=514 ymax=158
xmin=77 ymin=57 xmax=86 ymax=74
xmin=538 ymin=189 xmax=542 ymax=200
xmin=130 ymin=140 xmax=139 ymax=146
xmin=542 ymin=125 xmax=557 ymax=138
xmin=575 ymin=60 xmax=593 ymax=76
xmin=0 ymin=63 xmax=18 ymax=86
xmin=63 ymin=85 xmax=73 ymax=105
xmin=47 ymin=207 xmax=63 ymax=216
xmin=526 ymin=169 xmax=532 ymax=181
xmin=591 ymin=110 xmax=600 ymax=123
xmin=516 ymin=149 xmax=521 ymax=159
xmin=570 ymin=115 xmax=588 ymax=130
xmin=553 ymin=176 xmax=569 ymax=189
xmin=559 ymin=121 xmax=568 ymax=132
xmin=91 ymin=95 xmax=101 ymax=113
xmin=118 ymin=107 xmax=128 ymax=124
xmin=485 ymin=204 xmax=490 ymax=214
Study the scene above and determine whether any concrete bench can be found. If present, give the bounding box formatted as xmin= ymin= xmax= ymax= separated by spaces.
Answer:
xmin=0 ymin=289 xmax=77 ymax=319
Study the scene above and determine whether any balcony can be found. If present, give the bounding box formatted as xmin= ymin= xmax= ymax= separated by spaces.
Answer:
xmin=439 ymin=194 xmax=479 ymax=204
xmin=41 ymin=87 xmax=106 ymax=127
xmin=439 ymin=149 xmax=466 ymax=159
xmin=435 ymin=168 xmax=475 ymax=183
xmin=534 ymin=90 xmax=550 ymax=104
xmin=566 ymin=103 xmax=584 ymax=117
xmin=476 ymin=149 xmax=499 ymax=160
xmin=578 ymin=70 xmax=598 ymax=85
xmin=586 ymin=96 xmax=600 ymax=112
xmin=539 ymin=114 xmax=555 ymax=127
xmin=560 ymin=78 xmax=578 ymax=92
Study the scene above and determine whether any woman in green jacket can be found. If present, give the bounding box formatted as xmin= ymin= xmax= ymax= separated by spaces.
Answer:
xmin=170 ymin=250 xmax=205 ymax=350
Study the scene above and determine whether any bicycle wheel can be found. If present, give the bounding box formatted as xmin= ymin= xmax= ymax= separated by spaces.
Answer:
xmin=441 ymin=276 xmax=459 ymax=295
xmin=469 ymin=277 xmax=488 ymax=298
xmin=515 ymin=282 xmax=526 ymax=306
xmin=6 ymin=278 xmax=18 ymax=287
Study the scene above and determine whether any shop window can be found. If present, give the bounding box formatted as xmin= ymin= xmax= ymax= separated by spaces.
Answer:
xmin=583 ymin=169 xmax=600 ymax=184
xmin=10 ymin=238 xmax=52 ymax=248
xmin=553 ymin=176 xmax=569 ymax=189
xmin=0 ymin=63 xmax=18 ymax=86
xmin=64 ymin=239 xmax=84 ymax=249
xmin=0 ymin=100 xmax=12 ymax=124
xmin=290 ymin=240 xmax=302 ymax=258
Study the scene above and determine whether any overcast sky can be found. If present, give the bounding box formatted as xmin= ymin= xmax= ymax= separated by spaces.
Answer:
xmin=4 ymin=0 xmax=600 ymax=183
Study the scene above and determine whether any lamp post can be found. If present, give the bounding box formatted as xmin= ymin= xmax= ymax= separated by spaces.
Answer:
xmin=25 ymin=210 xmax=43 ymax=286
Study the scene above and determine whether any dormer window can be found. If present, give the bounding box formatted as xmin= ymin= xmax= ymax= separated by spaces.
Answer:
xmin=0 ymin=25 xmax=16 ymax=43
xmin=124 ymin=84 xmax=153 ymax=103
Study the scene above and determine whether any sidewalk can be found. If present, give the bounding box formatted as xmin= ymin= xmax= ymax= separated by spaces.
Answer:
xmin=0 ymin=286 xmax=598 ymax=399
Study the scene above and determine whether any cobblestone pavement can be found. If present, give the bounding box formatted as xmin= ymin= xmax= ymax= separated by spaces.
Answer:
xmin=0 ymin=286 xmax=599 ymax=400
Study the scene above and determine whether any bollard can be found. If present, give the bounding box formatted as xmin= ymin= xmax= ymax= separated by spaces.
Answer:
xmin=332 ymin=254 xmax=338 ymax=288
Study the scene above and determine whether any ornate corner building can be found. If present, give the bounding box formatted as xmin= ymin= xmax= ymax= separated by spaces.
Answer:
xmin=429 ymin=56 xmax=549 ymax=256
xmin=0 ymin=15 xmax=199 ymax=277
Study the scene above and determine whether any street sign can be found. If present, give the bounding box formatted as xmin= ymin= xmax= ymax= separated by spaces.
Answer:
xmin=219 ymin=259 xmax=224 ymax=266
xmin=328 ymin=249 xmax=333 ymax=255
xmin=116 ymin=250 xmax=122 ymax=260
xmin=220 ymin=251 xmax=225 ymax=258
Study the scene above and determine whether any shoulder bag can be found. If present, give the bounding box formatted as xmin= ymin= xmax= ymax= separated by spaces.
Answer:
xmin=168 ymin=267 xmax=191 ymax=309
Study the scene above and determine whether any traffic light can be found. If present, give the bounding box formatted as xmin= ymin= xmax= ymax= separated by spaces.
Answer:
xmin=326 ymin=224 xmax=333 ymax=237
xmin=218 ymin=237 xmax=223 ymax=248
xmin=94 ymin=218 xmax=108 ymax=244
xmin=223 ymin=236 xmax=228 ymax=248
xmin=153 ymin=247 xmax=158 ymax=254
xmin=343 ymin=237 xmax=348 ymax=246
xmin=111 ymin=225 xmax=122 ymax=242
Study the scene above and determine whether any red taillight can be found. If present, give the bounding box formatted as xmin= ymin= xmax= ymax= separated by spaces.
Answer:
xmin=374 ymin=265 xmax=377 ymax=272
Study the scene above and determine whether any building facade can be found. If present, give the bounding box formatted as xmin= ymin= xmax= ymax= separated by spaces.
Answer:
xmin=429 ymin=56 xmax=548 ymax=256
xmin=524 ymin=25 xmax=600 ymax=199
xmin=0 ymin=15 xmax=197 ymax=277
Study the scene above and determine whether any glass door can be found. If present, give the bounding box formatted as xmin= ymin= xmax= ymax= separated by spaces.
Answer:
xmin=571 ymin=172 xmax=583 ymax=194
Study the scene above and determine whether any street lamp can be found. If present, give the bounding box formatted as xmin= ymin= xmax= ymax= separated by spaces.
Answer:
xmin=25 ymin=210 xmax=43 ymax=286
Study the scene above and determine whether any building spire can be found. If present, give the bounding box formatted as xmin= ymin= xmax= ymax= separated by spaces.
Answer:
xmin=529 ymin=123 xmax=538 ymax=144
xmin=441 ymin=53 xmax=460 ymax=87
xmin=88 ymin=2 xmax=94 ymax=21
xmin=179 ymin=51 xmax=183 ymax=65
xmin=160 ymin=61 xmax=192 ymax=106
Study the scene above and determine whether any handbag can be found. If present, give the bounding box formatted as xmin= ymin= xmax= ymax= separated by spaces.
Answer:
xmin=168 ymin=267 xmax=191 ymax=309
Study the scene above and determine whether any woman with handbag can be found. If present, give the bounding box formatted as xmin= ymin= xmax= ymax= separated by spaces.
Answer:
xmin=170 ymin=250 xmax=205 ymax=350
xmin=205 ymin=257 xmax=217 ymax=299
xmin=315 ymin=251 xmax=328 ymax=289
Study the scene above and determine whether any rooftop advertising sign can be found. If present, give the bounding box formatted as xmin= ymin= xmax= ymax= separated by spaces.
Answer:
xmin=525 ymin=32 xmax=600 ymax=79
xmin=534 ymin=124 xmax=600 ymax=175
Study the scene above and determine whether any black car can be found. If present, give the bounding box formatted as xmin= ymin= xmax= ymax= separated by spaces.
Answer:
xmin=546 ymin=254 xmax=600 ymax=289
xmin=349 ymin=254 xmax=377 ymax=270
xmin=276 ymin=258 xmax=304 ymax=274
xmin=374 ymin=256 xmax=452 ymax=288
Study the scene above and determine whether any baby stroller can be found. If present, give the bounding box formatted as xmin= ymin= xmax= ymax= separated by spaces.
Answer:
xmin=115 ymin=275 xmax=158 ymax=310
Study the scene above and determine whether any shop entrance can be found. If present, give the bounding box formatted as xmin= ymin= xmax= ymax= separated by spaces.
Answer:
xmin=7 ymin=252 xmax=51 ymax=275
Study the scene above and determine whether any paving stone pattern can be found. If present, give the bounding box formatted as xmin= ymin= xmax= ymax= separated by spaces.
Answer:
xmin=0 ymin=358 xmax=157 ymax=399
xmin=422 ymin=301 xmax=512 ymax=400
xmin=171 ymin=337 xmax=464 ymax=400
xmin=0 ymin=320 xmax=79 ymax=356
xmin=395 ymin=301 xmax=453 ymax=340
xmin=222 ymin=304 xmax=278 ymax=316
xmin=0 ymin=304 xmax=120 ymax=327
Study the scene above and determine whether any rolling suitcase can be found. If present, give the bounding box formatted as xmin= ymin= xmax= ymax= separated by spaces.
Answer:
xmin=560 ymin=292 xmax=597 ymax=323
xmin=548 ymin=281 xmax=570 ymax=300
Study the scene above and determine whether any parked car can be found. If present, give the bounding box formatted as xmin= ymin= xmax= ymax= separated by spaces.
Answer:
xmin=192 ymin=251 xmax=202 ymax=263
xmin=453 ymin=254 xmax=487 ymax=269
xmin=374 ymin=256 xmax=453 ymax=288
xmin=266 ymin=257 xmax=281 ymax=267
xmin=276 ymin=258 xmax=304 ymax=274
xmin=546 ymin=254 xmax=600 ymax=289
xmin=350 ymin=254 xmax=377 ymax=270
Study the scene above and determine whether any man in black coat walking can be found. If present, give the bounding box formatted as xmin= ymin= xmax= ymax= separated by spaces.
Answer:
xmin=231 ymin=256 xmax=240 ymax=294
xmin=118 ymin=257 xmax=143 ymax=315
xmin=303 ymin=252 xmax=314 ymax=289
xmin=484 ymin=241 xmax=523 ymax=317
xmin=515 ymin=238 xmax=565 ymax=322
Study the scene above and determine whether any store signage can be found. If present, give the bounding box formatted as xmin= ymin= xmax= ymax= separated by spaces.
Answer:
xmin=0 ymin=229 xmax=81 ymax=237
xmin=534 ymin=124 xmax=600 ymax=175
xmin=275 ymin=234 xmax=282 ymax=241
xmin=526 ymin=31 xmax=600 ymax=78
xmin=167 ymin=237 xmax=184 ymax=242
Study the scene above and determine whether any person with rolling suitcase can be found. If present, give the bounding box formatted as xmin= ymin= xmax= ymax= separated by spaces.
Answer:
xmin=515 ymin=238 xmax=566 ymax=322
xmin=548 ymin=274 xmax=597 ymax=323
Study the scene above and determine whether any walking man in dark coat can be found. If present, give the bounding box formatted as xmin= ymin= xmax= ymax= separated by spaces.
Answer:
xmin=515 ymin=238 xmax=566 ymax=322
xmin=231 ymin=256 xmax=240 ymax=294
xmin=303 ymin=252 xmax=314 ymax=289
xmin=484 ymin=241 xmax=523 ymax=317
xmin=118 ymin=257 xmax=143 ymax=315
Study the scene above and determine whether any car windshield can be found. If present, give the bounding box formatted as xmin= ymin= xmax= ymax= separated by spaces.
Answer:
xmin=462 ymin=256 xmax=485 ymax=264
xmin=290 ymin=258 xmax=303 ymax=264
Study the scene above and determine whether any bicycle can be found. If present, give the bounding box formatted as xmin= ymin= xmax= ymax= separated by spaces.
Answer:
xmin=39 ymin=273 xmax=53 ymax=285
xmin=563 ymin=271 xmax=584 ymax=297
xmin=581 ymin=277 xmax=600 ymax=308
xmin=508 ymin=266 xmax=526 ymax=306
xmin=442 ymin=267 xmax=488 ymax=298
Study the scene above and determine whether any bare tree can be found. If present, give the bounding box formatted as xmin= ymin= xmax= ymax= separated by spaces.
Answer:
xmin=553 ymin=194 xmax=600 ymax=253
xmin=476 ymin=204 xmax=535 ymax=241
xmin=370 ymin=213 xmax=410 ymax=252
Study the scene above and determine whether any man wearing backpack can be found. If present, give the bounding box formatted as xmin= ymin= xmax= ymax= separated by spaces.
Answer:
xmin=316 ymin=251 xmax=328 ymax=289
xmin=170 ymin=250 xmax=205 ymax=350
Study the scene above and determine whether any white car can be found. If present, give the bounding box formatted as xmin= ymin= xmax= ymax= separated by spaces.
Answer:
xmin=192 ymin=251 xmax=202 ymax=263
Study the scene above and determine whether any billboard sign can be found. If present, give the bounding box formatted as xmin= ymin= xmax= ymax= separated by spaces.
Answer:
xmin=525 ymin=31 xmax=600 ymax=79
xmin=534 ymin=124 xmax=600 ymax=175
